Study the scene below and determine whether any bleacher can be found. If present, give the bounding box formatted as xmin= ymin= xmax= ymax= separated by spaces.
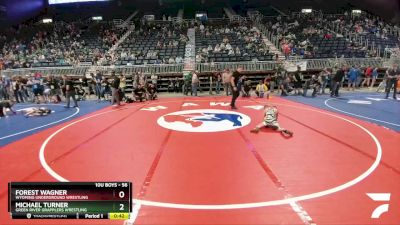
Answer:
xmin=306 ymin=36 xmax=366 ymax=58
xmin=195 ymin=21 xmax=274 ymax=63
xmin=263 ymin=14 xmax=369 ymax=59
xmin=0 ymin=21 xmax=128 ymax=69
xmin=0 ymin=8 xmax=398 ymax=77
xmin=326 ymin=13 xmax=400 ymax=57
xmin=115 ymin=23 xmax=187 ymax=66
xmin=360 ymin=33 xmax=399 ymax=49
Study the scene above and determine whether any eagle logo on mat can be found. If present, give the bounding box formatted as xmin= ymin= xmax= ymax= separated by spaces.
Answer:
xmin=157 ymin=109 xmax=251 ymax=132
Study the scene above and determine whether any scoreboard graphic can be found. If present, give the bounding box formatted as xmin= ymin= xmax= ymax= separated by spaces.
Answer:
xmin=8 ymin=182 xmax=132 ymax=220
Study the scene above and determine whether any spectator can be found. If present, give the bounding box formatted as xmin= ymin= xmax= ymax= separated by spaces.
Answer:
xmin=12 ymin=78 xmax=23 ymax=103
xmin=147 ymin=83 xmax=157 ymax=100
xmin=256 ymin=80 xmax=269 ymax=98
xmin=276 ymin=70 xmax=285 ymax=95
xmin=101 ymin=77 xmax=111 ymax=101
xmin=242 ymin=78 xmax=251 ymax=97
xmin=0 ymin=77 xmax=7 ymax=100
xmin=25 ymin=77 xmax=34 ymax=102
xmin=263 ymin=75 xmax=272 ymax=92
xmin=304 ymin=75 xmax=321 ymax=97
xmin=168 ymin=78 xmax=175 ymax=93
xmin=293 ymin=66 xmax=303 ymax=95
xmin=319 ymin=68 xmax=330 ymax=94
xmin=215 ymin=72 xmax=222 ymax=95
xmin=0 ymin=100 xmax=16 ymax=118
xmin=183 ymin=72 xmax=192 ymax=95
xmin=81 ymin=76 xmax=90 ymax=99
xmin=176 ymin=56 xmax=183 ymax=63
xmin=32 ymin=75 xmax=44 ymax=104
xmin=226 ymin=43 xmax=232 ymax=51
xmin=370 ymin=67 xmax=379 ymax=88
xmin=134 ymin=84 xmax=146 ymax=102
xmin=214 ymin=44 xmax=221 ymax=53
xmin=119 ymin=73 xmax=126 ymax=99
xmin=95 ymin=71 xmax=103 ymax=101
xmin=48 ymin=75 xmax=61 ymax=103
xmin=280 ymin=77 xmax=292 ymax=96
xmin=132 ymin=72 xmax=139 ymax=90
xmin=150 ymin=73 xmax=158 ymax=90
xmin=138 ymin=73 xmax=146 ymax=86
xmin=168 ymin=57 xmax=175 ymax=64
xmin=347 ymin=65 xmax=358 ymax=91
xmin=43 ymin=79 xmax=51 ymax=103
xmin=174 ymin=77 xmax=182 ymax=92
xmin=362 ymin=66 xmax=373 ymax=88
xmin=235 ymin=47 xmax=241 ymax=55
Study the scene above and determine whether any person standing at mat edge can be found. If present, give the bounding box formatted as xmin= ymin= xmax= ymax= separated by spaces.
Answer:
xmin=385 ymin=64 xmax=399 ymax=100
xmin=222 ymin=68 xmax=232 ymax=96
xmin=331 ymin=64 xmax=347 ymax=97
xmin=111 ymin=72 xmax=121 ymax=106
xmin=230 ymin=66 xmax=243 ymax=109
xmin=192 ymin=70 xmax=200 ymax=96
xmin=62 ymin=75 xmax=78 ymax=108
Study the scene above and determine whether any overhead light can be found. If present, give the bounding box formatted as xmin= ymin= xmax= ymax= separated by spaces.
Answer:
xmin=92 ymin=16 xmax=103 ymax=21
xmin=42 ymin=18 xmax=53 ymax=23
xmin=352 ymin=10 xmax=362 ymax=14
xmin=195 ymin=12 xmax=207 ymax=19
xmin=301 ymin=9 xmax=312 ymax=14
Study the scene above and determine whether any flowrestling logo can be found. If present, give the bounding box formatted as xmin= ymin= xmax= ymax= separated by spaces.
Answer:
xmin=157 ymin=109 xmax=251 ymax=132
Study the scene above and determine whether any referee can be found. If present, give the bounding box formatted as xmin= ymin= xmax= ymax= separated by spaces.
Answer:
xmin=230 ymin=66 xmax=243 ymax=110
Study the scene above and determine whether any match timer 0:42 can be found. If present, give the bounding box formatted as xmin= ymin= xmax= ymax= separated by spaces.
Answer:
xmin=8 ymin=182 xmax=132 ymax=220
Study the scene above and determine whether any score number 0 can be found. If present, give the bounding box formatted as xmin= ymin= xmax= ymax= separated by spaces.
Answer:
xmin=119 ymin=191 xmax=125 ymax=211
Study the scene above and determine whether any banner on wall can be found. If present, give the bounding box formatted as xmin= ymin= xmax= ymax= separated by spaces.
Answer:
xmin=284 ymin=60 xmax=307 ymax=72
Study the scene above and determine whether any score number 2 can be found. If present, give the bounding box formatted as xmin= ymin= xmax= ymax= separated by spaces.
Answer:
xmin=118 ymin=191 xmax=126 ymax=211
